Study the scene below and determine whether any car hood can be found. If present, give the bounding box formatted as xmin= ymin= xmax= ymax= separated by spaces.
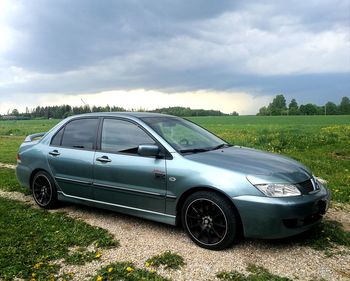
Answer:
xmin=184 ymin=146 xmax=312 ymax=183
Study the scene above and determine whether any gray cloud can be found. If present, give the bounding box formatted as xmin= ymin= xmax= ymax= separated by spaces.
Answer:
xmin=1 ymin=0 xmax=349 ymax=105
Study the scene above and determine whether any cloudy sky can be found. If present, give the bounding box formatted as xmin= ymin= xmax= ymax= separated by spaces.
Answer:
xmin=0 ymin=0 xmax=349 ymax=114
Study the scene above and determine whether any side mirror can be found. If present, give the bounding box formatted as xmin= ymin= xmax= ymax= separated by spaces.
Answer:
xmin=138 ymin=144 xmax=160 ymax=157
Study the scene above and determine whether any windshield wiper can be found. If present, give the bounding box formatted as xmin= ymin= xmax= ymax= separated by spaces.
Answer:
xmin=210 ymin=143 xmax=231 ymax=150
xmin=179 ymin=148 xmax=211 ymax=154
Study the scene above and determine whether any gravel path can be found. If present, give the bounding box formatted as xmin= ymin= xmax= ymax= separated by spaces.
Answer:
xmin=0 ymin=190 xmax=349 ymax=281
xmin=0 ymin=163 xmax=16 ymax=169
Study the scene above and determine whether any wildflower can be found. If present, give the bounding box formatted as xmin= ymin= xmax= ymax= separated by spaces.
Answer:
xmin=95 ymin=252 xmax=102 ymax=259
xmin=108 ymin=267 xmax=113 ymax=273
xmin=150 ymin=269 xmax=156 ymax=273
xmin=32 ymin=273 xmax=36 ymax=277
xmin=126 ymin=266 xmax=134 ymax=273
xmin=33 ymin=262 xmax=42 ymax=269
xmin=96 ymin=275 xmax=103 ymax=281
xmin=145 ymin=262 xmax=150 ymax=267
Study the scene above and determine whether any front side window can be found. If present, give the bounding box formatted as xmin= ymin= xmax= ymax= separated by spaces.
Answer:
xmin=61 ymin=118 xmax=99 ymax=150
xmin=101 ymin=119 xmax=155 ymax=154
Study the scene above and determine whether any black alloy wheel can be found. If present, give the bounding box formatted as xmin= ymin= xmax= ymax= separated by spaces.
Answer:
xmin=182 ymin=191 xmax=238 ymax=250
xmin=32 ymin=171 xmax=58 ymax=208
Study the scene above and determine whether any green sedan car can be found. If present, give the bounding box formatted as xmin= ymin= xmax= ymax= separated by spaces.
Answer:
xmin=16 ymin=112 xmax=330 ymax=250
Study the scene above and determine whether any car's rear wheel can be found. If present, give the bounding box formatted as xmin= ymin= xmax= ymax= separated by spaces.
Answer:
xmin=32 ymin=171 xmax=58 ymax=209
xmin=182 ymin=191 xmax=237 ymax=250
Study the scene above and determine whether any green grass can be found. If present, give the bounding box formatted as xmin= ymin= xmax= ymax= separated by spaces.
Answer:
xmin=146 ymin=251 xmax=185 ymax=270
xmin=91 ymin=262 xmax=170 ymax=281
xmin=217 ymin=264 xmax=292 ymax=281
xmin=0 ymin=136 xmax=23 ymax=164
xmin=65 ymin=247 xmax=100 ymax=265
xmin=298 ymin=220 xmax=350 ymax=252
xmin=0 ymin=119 xmax=60 ymax=136
xmin=0 ymin=168 xmax=30 ymax=194
xmin=0 ymin=197 xmax=118 ymax=281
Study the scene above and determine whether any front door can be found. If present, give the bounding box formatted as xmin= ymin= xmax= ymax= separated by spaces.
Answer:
xmin=93 ymin=118 xmax=167 ymax=213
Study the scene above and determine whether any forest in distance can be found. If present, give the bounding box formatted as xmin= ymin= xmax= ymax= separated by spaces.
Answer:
xmin=1 ymin=94 xmax=349 ymax=119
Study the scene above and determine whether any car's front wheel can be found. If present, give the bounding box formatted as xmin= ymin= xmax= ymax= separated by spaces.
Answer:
xmin=32 ymin=171 xmax=58 ymax=209
xmin=182 ymin=191 xmax=238 ymax=250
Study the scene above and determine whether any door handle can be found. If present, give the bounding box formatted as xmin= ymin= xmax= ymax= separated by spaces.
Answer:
xmin=96 ymin=156 xmax=112 ymax=163
xmin=49 ymin=150 xmax=60 ymax=156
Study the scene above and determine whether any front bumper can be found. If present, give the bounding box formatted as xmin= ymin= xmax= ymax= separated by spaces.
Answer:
xmin=232 ymin=186 xmax=331 ymax=239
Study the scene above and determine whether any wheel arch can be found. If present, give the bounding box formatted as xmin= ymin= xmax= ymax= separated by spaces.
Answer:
xmin=29 ymin=168 xmax=50 ymax=189
xmin=175 ymin=186 xmax=243 ymax=237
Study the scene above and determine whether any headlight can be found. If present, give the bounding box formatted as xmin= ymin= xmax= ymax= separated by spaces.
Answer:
xmin=254 ymin=183 xmax=301 ymax=197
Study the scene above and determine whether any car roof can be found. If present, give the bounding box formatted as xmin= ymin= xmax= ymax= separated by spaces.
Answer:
xmin=71 ymin=112 xmax=178 ymax=119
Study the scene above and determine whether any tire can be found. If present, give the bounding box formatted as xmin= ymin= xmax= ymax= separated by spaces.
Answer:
xmin=31 ymin=171 xmax=58 ymax=209
xmin=181 ymin=191 xmax=238 ymax=250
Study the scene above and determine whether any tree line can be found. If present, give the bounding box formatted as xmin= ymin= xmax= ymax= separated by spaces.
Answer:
xmin=257 ymin=95 xmax=350 ymax=116
xmin=2 ymin=105 xmax=232 ymax=119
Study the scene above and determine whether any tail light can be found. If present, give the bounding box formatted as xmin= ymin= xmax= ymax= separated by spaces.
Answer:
xmin=16 ymin=153 xmax=21 ymax=163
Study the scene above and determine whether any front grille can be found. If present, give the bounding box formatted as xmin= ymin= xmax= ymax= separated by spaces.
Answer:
xmin=297 ymin=177 xmax=320 ymax=194
xmin=298 ymin=179 xmax=315 ymax=193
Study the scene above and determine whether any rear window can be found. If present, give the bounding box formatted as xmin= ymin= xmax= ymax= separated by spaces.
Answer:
xmin=60 ymin=118 xmax=99 ymax=150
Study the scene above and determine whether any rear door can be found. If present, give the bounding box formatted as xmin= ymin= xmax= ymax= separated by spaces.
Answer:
xmin=93 ymin=118 xmax=167 ymax=213
xmin=48 ymin=118 xmax=99 ymax=199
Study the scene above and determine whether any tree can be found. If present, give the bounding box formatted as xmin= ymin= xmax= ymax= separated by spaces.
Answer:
xmin=268 ymin=94 xmax=287 ymax=115
xmin=325 ymin=102 xmax=337 ymax=115
xmin=338 ymin=96 xmax=350 ymax=114
xmin=257 ymin=106 xmax=270 ymax=116
xmin=11 ymin=109 xmax=19 ymax=116
xmin=288 ymin=99 xmax=299 ymax=115
xmin=300 ymin=103 xmax=318 ymax=115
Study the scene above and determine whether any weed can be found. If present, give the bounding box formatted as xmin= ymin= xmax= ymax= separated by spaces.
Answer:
xmin=217 ymin=264 xmax=292 ymax=281
xmin=91 ymin=262 xmax=169 ymax=281
xmin=65 ymin=247 xmax=99 ymax=265
xmin=146 ymin=251 xmax=185 ymax=270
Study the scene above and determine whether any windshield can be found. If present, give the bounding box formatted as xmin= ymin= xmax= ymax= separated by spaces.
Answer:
xmin=141 ymin=117 xmax=229 ymax=153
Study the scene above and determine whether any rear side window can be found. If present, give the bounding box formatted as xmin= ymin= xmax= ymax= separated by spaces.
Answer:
xmin=101 ymin=119 xmax=155 ymax=154
xmin=61 ymin=118 xmax=99 ymax=150
xmin=51 ymin=127 xmax=64 ymax=146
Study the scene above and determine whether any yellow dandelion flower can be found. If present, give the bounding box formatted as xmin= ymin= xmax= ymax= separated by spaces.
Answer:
xmin=95 ymin=252 xmax=102 ymax=259
xmin=32 ymin=273 xmax=36 ymax=277
xmin=33 ymin=263 xmax=41 ymax=269
xmin=108 ymin=267 xmax=113 ymax=273
xmin=145 ymin=262 xmax=150 ymax=267
xmin=126 ymin=266 xmax=134 ymax=273
xmin=150 ymin=269 xmax=156 ymax=273
xmin=96 ymin=275 xmax=103 ymax=281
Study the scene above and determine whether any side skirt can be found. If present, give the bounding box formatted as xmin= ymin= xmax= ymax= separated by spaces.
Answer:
xmin=57 ymin=191 xmax=176 ymax=225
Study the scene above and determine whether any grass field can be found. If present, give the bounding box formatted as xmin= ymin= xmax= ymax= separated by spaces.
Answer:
xmin=0 ymin=115 xmax=349 ymax=202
